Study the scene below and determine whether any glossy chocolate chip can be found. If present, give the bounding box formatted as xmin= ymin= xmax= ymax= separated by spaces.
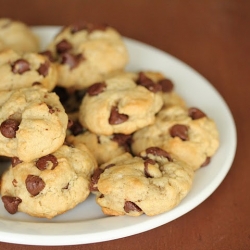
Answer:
xmin=11 ymin=59 xmax=30 ymax=74
xmin=56 ymin=39 xmax=72 ymax=54
xmin=188 ymin=107 xmax=206 ymax=120
xmin=25 ymin=175 xmax=45 ymax=196
xmin=0 ymin=119 xmax=20 ymax=138
xmin=36 ymin=154 xmax=58 ymax=171
xmin=89 ymin=168 xmax=103 ymax=192
xmin=109 ymin=106 xmax=129 ymax=125
xmin=145 ymin=147 xmax=172 ymax=161
xmin=11 ymin=157 xmax=22 ymax=167
xmin=136 ymin=72 xmax=162 ymax=93
xmin=2 ymin=196 xmax=22 ymax=214
xmin=37 ymin=60 xmax=50 ymax=77
xmin=124 ymin=201 xmax=142 ymax=213
xmin=169 ymin=124 xmax=189 ymax=141
xmin=158 ymin=79 xmax=174 ymax=93
xmin=87 ymin=82 xmax=106 ymax=96
xmin=61 ymin=53 xmax=83 ymax=69
xmin=144 ymin=158 xmax=156 ymax=178
xmin=200 ymin=157 xmax=211 ymax=167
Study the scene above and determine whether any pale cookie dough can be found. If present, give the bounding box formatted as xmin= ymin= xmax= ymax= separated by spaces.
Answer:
xmin=0 ymin=18 xmax=39 ymax=53
xmin=132 ymin=105 xmax=220 ymax=170
xmin=79 ymin=73 xmax=163 ymax=135
xmin=0 ymin=49 xmax=58 ymax=91
xmin=0 ymin=143 xmax=97 ymax=218
xmin=67 ymin=131 xmax=132 ymax=165
xmin=91 ymin=147 xmax=194 ymax=216
xmin=0 ymin=86 xmax=68 ymax=162
xmin=46 ymin=21 xmax=129 ymax=89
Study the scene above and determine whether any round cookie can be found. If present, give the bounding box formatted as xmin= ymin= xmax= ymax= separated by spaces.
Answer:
xmin=67 ymin=131 xmax=132 ymax=165
xmin=91 ymin=147 xmax=194 ymax=216
xmin=131 ymin=105 xmax=220 ymax=170
xmin=45 ymin=21 xmax=129 ymax=90
xmin=0 ymin=49 xmax=58 ymax=91
xmin=79 ymin=73 xmax=163 ymax=135
xmin=0 ymin=143 xmax=97 ymax=218
xmin=0 ymin=86 xmax=68 ymax=162
xmin=0 ymin=18 xmax=39 ymax=53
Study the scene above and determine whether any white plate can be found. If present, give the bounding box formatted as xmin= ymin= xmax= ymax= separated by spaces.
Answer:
xmin=0 ymin=26 xmax=237 ymax=246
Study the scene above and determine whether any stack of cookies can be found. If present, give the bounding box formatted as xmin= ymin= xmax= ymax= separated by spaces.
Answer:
xmin=0 ymin=18 xmax=219 ymax=219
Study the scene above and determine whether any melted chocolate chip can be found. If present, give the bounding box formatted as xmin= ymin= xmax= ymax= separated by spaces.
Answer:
xmin=0 ymin=119 xmax=20 ymax=138
xmin=111 ymin=134 xmax=132 ymax=146
xmin=144 ymin=158 xmax=156 ymax=178
xmin=136 ymin=72 xmax=162 ymax=93
xmin=145 ymin=147 xmax=172 ymax=161
xmin=56 ymin=39 xmax=72 ymax=54
xmin=69 ymin=120 xmax=84 ymax=136
xmin=89 ymin=168 xmax=103 ymax=192
xmin=188 ymin=107 xmax=206 ymax=120
xmin=109 ymin=106 xmax=129 ymax=125
xmin=36 ymin=154 xmax=58 ymax=171
xmin=11 ymin=157 xmax=22 ymax=167
xmin=158 ymin=79 xmax=174 ymax=93
xmin=25 ymin=175 xmax=45 ymax=196
xmin=200 ymin=157 xmax=211 ymax=167
xmin=169 ymin=124 xmax=189 ymax=141
xmin=61 ymin=53 xmax=83 ymax=69
xmin=124 ymin=201 xmax=142 ymax=213
xmin=39 ymin=50 xmax=55 ymax=62
xmin=1 ymin=196 xmax=22 ymax=214
xmin=87 ymin=82 xmax=106 ymax=96
xmin=11 ymin=59 xmax=30 ymax=74
xmin=37 ymin=60 xmax=50 ymax=77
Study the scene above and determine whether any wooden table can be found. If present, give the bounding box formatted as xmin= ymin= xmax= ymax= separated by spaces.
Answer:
xmin=0 ymin=0 xmax=249 ymax=249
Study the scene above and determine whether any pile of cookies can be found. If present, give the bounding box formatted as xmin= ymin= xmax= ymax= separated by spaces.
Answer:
xmin=0 ymin=18 xmax=219 ymax=219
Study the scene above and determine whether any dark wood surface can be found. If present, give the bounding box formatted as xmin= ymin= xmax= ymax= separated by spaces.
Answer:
xmin=0 ymin=0 xmax=249 ymax=249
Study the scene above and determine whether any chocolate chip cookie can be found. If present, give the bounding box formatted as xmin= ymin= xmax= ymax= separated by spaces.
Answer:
xmin=131 ymin=105 xmax=220 ymax=170
xmin=45 ymin=21 xmax=129 ymax=90
xmin=0 ymin=49 xmax=58 ymax=91
xmin=91 ymin=147 xmax=193 ymax=216
xmin=0 ymin=18 xmax=39 ymax=53
xmin=0 ymin=86 xmax=68 ymax=162
xmin=78 ymin=73 xmax=163 ymax=135
xmin=0 ymin=143 xmax=97 ymax=218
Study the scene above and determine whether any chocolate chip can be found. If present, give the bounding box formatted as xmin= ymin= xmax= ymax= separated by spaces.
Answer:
xmin=87 ymin=82 xmax=106 ymax=96
xmin=169 ymin=124 xmax=189 ymax=141
xmin=39 ymin=50 xmax=55 ymax=62
xmin=145 ymin=147 xmax=172 ymax=161
xmin=136 ymin=72 xmax=162 ymax=93
xmin=25 ymin=175 xmax=45 ymax=196
xmin=56 ymin=39 xmax=72 ymax=54
xmin=0 ymin=119 xmax=20 ymax=138
xmin=32 ymin=81 xmax=42 ymax=86
xmin=70 ymin=22 xmax=108 ymax=34
xmin=37 ymin=60 xmax=50 ymax=77
xmin=188 ymin=107 xmax=206 ymax=120
xmin=111 ymin=134 xmax=132 ymax=146
xmin=200 ymin=157 xmax=211 ymax=167
xmin=69 ymin=120 xmax=84 ymax=136
xmin=109 ymin=106 xmax=129 ymax=125
xmin=11 ymin=157 xmax=22 ymax=167
xmin=158 ymin=79 xmax=174 ymax=93
xmin=61 ymin=53 xmax=83 ymax=69
xmin=144 ymin=158 xmax=156 ymax=178
xmin=11 ymin=59 xmax=30 ymax=74
xmin=124 ymin=201 xmax=142 ymax=213
xmin=1 ymin=196 xmax=22 ymax=214
xmin=89 ymin=168 xmax=103 ymax=192
xmin=36 ymin=154 xmax=58 ymax=171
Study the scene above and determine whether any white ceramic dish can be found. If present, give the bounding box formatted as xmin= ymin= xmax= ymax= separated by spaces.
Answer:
xmin=0 ymin=26 xmax=237 ymax=246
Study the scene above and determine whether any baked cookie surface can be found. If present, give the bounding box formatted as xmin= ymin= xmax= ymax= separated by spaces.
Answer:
xmin=91 ymin=147 xmax=193 ymax=216
xmin=0 ymin=143 xmax=97 ymax=218
xmin=132 ymin=105 xmax=220 ymax=170
xmin=0 ymin=18 xmax=39 ymax=53
xmin=79 ymin=73 xmax=163 ymax=135
xmin=46 ymin=22 xmax=129 ymax=90
xmin=0 ymin=86 xmax=68 ymax=162
xmin=0 ymin=49 xmax=58 ymax=91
